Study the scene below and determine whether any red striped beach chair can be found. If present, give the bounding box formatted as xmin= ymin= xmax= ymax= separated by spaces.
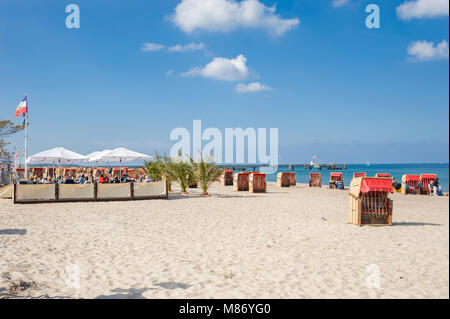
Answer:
xmin=221 ymin=169 xmax=234 ymax=186
xmin=249 ymin=173 xmax=266 ymax=193
xmin=277 ymin=172 xmax=290 ymax=187
xmin=288 ymin=172 xmax=296 ymax=186
xmin=401 ymin=174 xmax=420 ymax=195
xmin=309 ymin=173 xmax=321 ymax=187
xmin=348 ymin=177 xmax=394 ymax=226
xmin=375 ymin=173 xmax=390 ymax=178
xmin=329 ymin=172 xmax=344 ymax=189
xmin=420 ymin=174 xmax=437 ymax=195
xmin=233 ymin=172 xmax=250 ymax=191
xmin=353 ymin=172 xmax=366 ymax=178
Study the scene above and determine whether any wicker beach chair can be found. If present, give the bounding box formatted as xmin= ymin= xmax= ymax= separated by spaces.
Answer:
xmin=401 ymin=175 xmax=420 ymax=195
xmin=420 ymin=174 xmax=437 ymax=195
xmin=288 ymin=172 xmax=296 ymax=186
xmin=32 ymin=167 xmax=45 ymax=179
xmin=353 ymin=172 xmax=366 ymax=178
xmin=127 ymin=169 xmax=136 ymax=179
xmin=348 ymin=177 xmax=393 ymax=226
xmin=375 ymin=173 xmax=390 ymax=178
xmin=233 ymin=172 xmax=250 ymax=191
xmin=329 ymin=172 xmax=344 ymax=189
xmin=309 ymin=172 xmax=321 ymax=187
xmin=249 ymin=173 xmax=266 ymax=193
xmin=277 ymin=172 xmax=290 ymax=187
xmin=221 ymin=169 xmax=234 ymax=186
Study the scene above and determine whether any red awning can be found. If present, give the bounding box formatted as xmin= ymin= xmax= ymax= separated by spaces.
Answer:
xmin=330 ymin=172 xmax=342 ymax=177
xmin=360 ymin=178 xmax=393 ymax=193
xmin=377 ymin=173 xmax=390 ymax=177
xmin=405 ymin=175 xmax=420 ymax=182
xmin=420 ymin=174 xmax=436 ymax=179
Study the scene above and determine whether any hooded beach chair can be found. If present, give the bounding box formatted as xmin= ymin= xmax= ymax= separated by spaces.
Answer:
xmin=288 ymin=172 xmax=296 ymax=186
xmin=127 ymin=169 xmax=136 ymax=179
xmin=353 ymin=172 xmax=366 ymax=178
xmin=233 ymin=172 xmax=250 ymax=191
xmin=329 ymin=172 xmax=344 ymax=189
xmin=348 ymin=177 xmax=393 ymax=226
xmin=401 ymin=175 xmax=420 ymax=195
xmin=375 ymin=173 xmax=390 ymax=178
xmin=32 ymin=167 xmax=45 ymax=179
xmin=249 ymin=173 xmax=266 ymax=193
xmin=277 ymin=172 xmax=290 ymax=187
xmin=420 ymin=174 xmax=437 ymax=195
xmin=309 ymin=172 xmax=321 ymax=187
xmin=221 ymin=169 xmax=234 ymax=186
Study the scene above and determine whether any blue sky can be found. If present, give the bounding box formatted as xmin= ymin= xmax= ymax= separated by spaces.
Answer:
xmin=0 ymin=0 xmax=448 ymax=164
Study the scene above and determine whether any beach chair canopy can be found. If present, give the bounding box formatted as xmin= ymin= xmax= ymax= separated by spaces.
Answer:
xmin=376 ymin=173 xmax=390 ymax=178
xmin=330 ymin=172 xmax=342 ymax=177
xmin=350 ymin=177 xmax=393 ymax=197
xmin=420 ymin=174 xmax=436 ymax=180
xmin=353 ymin=172 xmax=366 ymax=178
xmin=404 ymin=175 xmax=420 ymax=182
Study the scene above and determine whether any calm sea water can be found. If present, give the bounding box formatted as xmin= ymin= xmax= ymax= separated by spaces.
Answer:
xmin=247 ymin=163 xmax=449 ymax=192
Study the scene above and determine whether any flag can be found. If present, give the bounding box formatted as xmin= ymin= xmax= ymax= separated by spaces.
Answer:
xmin=14 ymin=96 xmax=27 ymax=118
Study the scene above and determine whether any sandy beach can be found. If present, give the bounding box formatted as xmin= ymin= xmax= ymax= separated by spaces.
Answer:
xmin=0 ymin=182 xmax=448 ymax=299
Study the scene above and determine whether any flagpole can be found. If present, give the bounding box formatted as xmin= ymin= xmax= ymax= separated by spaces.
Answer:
xmin=23 ymin=93 xmax=29 ymax=180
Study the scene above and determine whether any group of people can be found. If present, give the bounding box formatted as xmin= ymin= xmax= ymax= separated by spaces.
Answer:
xmin=24 ymin=172 xmax=154 ymax=185
xmin=392 ymin=177 xmax=442 ymax=196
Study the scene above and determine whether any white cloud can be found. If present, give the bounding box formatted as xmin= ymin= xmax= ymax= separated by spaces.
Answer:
xmin=235 ymin=82 xmax=272 ymax=93
xmin=168 ymin=42 xmax=206 ymax=52
xmin=166 ymin=69 xmax=174 ymax=76
xmin=142 ymin=42 xmax=165 ymax=52
xmin=332 ymin=0 xmax=349 ymax=8
xmin=397 ymin=0 xmax=449 ymax=20
xmin=171 ymin=0 xmax=299 ymax=37
xmin=407 ymin=40 xmax=449 ymax=61
xmin=182 ymin=54 xmax=250 ymax=81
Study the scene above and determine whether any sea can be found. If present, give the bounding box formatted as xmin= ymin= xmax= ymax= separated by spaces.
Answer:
xmin=26 ymin=162 xmax=449 ymax=192
xmin=245 ymin=163 xmax=450 ymax=192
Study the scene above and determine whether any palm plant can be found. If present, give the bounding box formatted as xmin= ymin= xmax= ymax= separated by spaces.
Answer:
xmin=166 ymin=152 xmax=195 ymax=194
xmin=143 ymin=152 xmax=173 ymax=191
xmin=190 ymin=154 xmax=223 ymax=196
xmin=143 ymin=159 xmax=163 ymax=181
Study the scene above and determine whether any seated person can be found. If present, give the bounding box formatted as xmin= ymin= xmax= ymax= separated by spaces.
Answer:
xmin=78 ymin=174 xmax=86 ymax=184
xmin=98 ymin=173 xmax=108 ymax=184
xmin=391 ymin=177 xmax=401 ymax=191
xmin=329 ymin=180 xmax=336 ymax=189
xmin=336 ymin=181 xmax=343 ymax=189
xmin=64 ymin=176 xmax=75 ymax=184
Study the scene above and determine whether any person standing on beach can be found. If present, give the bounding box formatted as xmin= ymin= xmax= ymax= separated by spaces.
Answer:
xmin=432 ymin=178 xmax=441 ymax=196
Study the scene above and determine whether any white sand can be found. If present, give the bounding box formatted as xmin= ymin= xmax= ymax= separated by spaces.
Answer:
xmin=0 ymin=182 xmax=448 ymax=299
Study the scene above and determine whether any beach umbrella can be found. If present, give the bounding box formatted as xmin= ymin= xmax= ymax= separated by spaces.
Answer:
xmin=98 ymin=147 xmax=153 ymax=182
xmin=87 ymin=149 xmax=113 ymax=162
xmin=26 ymin=147 xmax=87 ymax=178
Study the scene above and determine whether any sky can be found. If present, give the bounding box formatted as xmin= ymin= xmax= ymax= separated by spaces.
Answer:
xmin=0 ymin=0 xmax=449 ymax=164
